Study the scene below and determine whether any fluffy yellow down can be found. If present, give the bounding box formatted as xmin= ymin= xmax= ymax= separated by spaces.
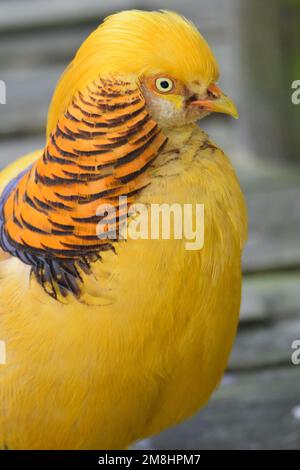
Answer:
xmin=0 ymin=125 xmax=247 ymax=449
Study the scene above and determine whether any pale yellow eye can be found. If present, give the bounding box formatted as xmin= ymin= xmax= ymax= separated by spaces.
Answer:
xmin=155 ymin=77 xmax=174 ymax=93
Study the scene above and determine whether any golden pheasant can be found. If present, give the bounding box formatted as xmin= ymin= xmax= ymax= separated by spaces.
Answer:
xmin=0 ymin=10 xmax=247 ymax=449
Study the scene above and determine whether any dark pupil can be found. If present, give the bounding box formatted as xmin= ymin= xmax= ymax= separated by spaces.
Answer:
xmin=160 ymin=80 xmax=170 ymax=89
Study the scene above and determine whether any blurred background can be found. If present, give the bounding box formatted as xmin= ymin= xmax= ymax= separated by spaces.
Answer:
xmin=1 ymin=0 xmax=300 ymax=450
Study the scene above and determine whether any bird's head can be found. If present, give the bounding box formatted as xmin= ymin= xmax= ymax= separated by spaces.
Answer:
xmin=47 ymin=10 xmax=238 ymax=136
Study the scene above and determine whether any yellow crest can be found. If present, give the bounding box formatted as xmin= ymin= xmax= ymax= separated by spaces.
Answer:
xmin=46 ymin=10 xmax=219 ymax=137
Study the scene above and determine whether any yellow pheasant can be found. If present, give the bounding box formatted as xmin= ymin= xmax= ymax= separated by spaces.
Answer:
xmin=0 ymin=11 xmax=247 ymax=449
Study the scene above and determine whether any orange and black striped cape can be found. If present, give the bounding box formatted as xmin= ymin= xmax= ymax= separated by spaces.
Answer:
xmin=0 ymin=78 xmax=167 ymax=298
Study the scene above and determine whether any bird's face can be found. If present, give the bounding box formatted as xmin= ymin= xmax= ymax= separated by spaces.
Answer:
xmin=141 ymin=74 xmax=238 ymax=128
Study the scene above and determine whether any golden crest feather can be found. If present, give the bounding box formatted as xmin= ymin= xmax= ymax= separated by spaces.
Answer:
xmin=46 ymin=10 xmax=219 ymax=138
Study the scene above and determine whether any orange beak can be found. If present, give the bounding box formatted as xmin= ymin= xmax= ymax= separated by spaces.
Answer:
xmin=190 ymin=84 xmax=239 ymax=119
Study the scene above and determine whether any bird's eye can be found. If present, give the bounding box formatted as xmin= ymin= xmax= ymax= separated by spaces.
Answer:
xmin=155 ymin=77 xmax=174 ymax=93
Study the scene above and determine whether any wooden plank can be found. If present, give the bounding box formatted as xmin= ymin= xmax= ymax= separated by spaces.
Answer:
xmin=230 ymin=312 xmax=300 ymax=371
xmin=0 ymin=0 xmax=116 ymax=32
xmin=0 ymin=64 xmax=64 ymax=136
xmin=230 ymin=271 xmax=300 ymax=370
xmin=0 ymin=27 xmax=234 ymax=67
xmin=231 ymin=269 xmax=300 ymax=370
xmin=0 ymin=136 xmax=44 ymax=167
xmin=243 ymin=184 xmax=300 ymax=273
xmin=143 ymin=367 xmax=300 ymax=449
xmin=241 ymin=272 xmax=300 ymax=323
xmin=0 ymin=0 xmax=238 ymax=34
xmin=0 ymin=28 xmax=89 ymax=67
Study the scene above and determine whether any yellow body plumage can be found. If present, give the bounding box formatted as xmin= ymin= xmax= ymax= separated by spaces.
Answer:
xmin=0 ymin=125 xmax=247 ymax=449
xmin=0 ymin=11 xmax=247 ymax=449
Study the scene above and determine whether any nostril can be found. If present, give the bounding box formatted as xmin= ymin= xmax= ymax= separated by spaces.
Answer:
xmin=207 ymin=89 xmax=217 ymax=99
xmin=186 ymin=93 xmax=198 ymax=105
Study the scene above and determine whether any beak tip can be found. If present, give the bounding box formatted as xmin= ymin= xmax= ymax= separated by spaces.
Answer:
xmin=190 ymin=91 xmax=239 ymax=120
